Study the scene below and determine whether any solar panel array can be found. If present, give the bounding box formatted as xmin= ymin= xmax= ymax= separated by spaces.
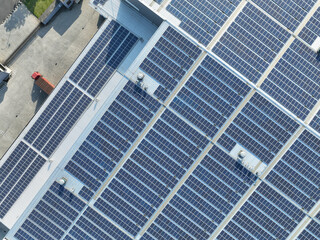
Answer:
xmin=24 ymin=81 xmax=92 ymax=157
xmin=0 ymin=142 xmax=46 ymax=218
xmin=218 ymin=92 xmax=300 ymax=164
xmin=265 ymin=130 xmax=320 ymax=211
xmin=310 ymin=109 xmax=320 ymax=133
xmin=139 ymin=26 xmax=202 ymax=102
xmin=69 ymin=20 xmax=138 ymax=97
xmin=261 ymin=39 xmax=320 ymax=120
xmin=14 ymin=182 xmax=86 ymax=240
xmin=212 ymin=3 xmax=291 ymax=84
xmin=166 ymin=0 xmax=241 ymax=46
xmin=251 ymin=0 xmax=316 ymax=31
xmin=297 ymin=219 xmax=320 ymax=240
xmin=217 ymin=182 xmax=306 ymax=240
xmin=170 ymin=55 xmax=251 ymax=138
xmin=94 ymin=108 xmax=210 ymax=237
xmin=4 ymin=0 xmax=320 ymax=239
xmin=142 ymin=145 xmax=257 ymax=240
xmin=65 ymin=80 xmax=161 ymax=200
xmin=299 ymin=7 xmax=320 ymax=45
xmin=0 ymin=20 xmax=138 ymax=221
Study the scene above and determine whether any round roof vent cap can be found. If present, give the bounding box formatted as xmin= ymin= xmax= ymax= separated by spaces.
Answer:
xmin=137 ymin=72 xmax=144 ymax=81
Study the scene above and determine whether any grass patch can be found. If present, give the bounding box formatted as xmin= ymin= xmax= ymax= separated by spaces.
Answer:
xmin=23 ymin=0 xmax=56 ymax=18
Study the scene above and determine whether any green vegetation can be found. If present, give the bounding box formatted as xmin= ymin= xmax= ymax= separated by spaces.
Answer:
xmin=23 ymin=0 xmax=55 ymax=18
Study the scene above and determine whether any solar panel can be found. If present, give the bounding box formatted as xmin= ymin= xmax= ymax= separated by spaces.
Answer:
xmin=252 ymin=0 xmax=316 ymax=31
xmin=297 ymin=219 xmax=320 ymax=240
xmin=218 ymin=182 xmax=306 ymax=240
xmin=66 ymin=207 xmax=132 ymax=240
xmin=14 ymin=181 xmax=86 ymax=240
xmin=265 ymin=130 xmax=320 ymax=211
xmin=93 ymin=108 xmax=209 ymax=237
xmin=261 ymin=39 xmax=320 ymax=120
xmin=170 ymin=55 xmax=251 ymax=138
xmin=212 ymin=2 xmax=291 ymax=83
xmin=299 ymin=7 xmax=320 ymax=45
xmin=142 ymin=144 xmax=257 ymax=239
xmin=65 ymin=80 xmax=161 ymax=194
xmin=24 ymin=81 xmax=92 ymax=157
xmin=6 ymin=2 xmax=320 ymax=240
xmin=0 ymin=142 xmax=46 ymax=218
xmin=70 ymin=20 xmax=138 ymax=97
xmin=140 ymin=26 xmax=202 ymax=101
xmin=310 ymin=110 xmax=320 ymax=133
xmin=166 ymin=0 xmax=241 ymax=46
xmin=218 ymin=92 xmax=300 ymax=164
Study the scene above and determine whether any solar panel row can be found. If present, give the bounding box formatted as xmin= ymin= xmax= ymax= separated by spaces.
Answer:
xmin=70 ymin=20 xmax=138 ymax=96
xmin=24 ymin=81 xmax=92 ymax=157
xmin=170 ymin=55 xmax=251 ymax=138
xmin=142 ymin=144 xmax=257 ymax=239
xmin=14 ymin=182 xmax=86 ymax=240
xmin=299 ymin=6 xmax=320 ymax=45
xmin=0 ymin=142 xmax=46 ymax=218
xmin=297 ymin=219 xmax=320 ymax=240
xmin=266 ymin=130 xmax=320 ymax=212
xmin=261 ymin=39 xmax=320 ymax=120
xmin=65 ymin=80 xmax=161 ymax=199
xmin=94 ymin=108 xmax=210 ymax=236
xmin=166 ymin=0 xmax=241 ymax=46
xmin=218 ymin=182 xmax=306 ymax=240
xmin=218 ymin=92 xmax=300 ymax=164
xmin=212 ymin=3 xmax=291 ymax=84
xmin=252 ymin=0 xmax=316 ymax=31
xmin=310 ymin=109 xmax=320 ymax=133
xmin=140 ymin=26 xmax=202 ymax=102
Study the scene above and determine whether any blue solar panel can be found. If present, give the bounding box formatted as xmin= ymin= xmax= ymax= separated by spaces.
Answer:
xmin=261 ymin=39 xmax=320 ymax=120
xmin=70 ymin=20 xmax=138 ymax=96
xmin=170 ymin=55 xmax=251 ymax=138
xmin=299 ymin=7 xmax=320 ymax=45
xmin=252 ymin=0 xmax=316 ymax=31
xmin=94 ymin=108 xmax=209 ymax=237
xmin=79 ymin=186 xmax=94 ymax=202
xmin=0 ymin=142 xmax=46 ymax=218
xmin=140 ymin=26 xmax=202 ymax=101
xmin=167 ymin=0 xmax=241 ymax=46
xmin=66 ymin=207 xmax=132 ymax=240
xmin=24 ymin=81 xmax=91 ymax=157
xmin=297 ymin=219 xmax=320 ymax=240
xmin=143 ymin=144 xmax=257 ymax=239
xmin=266 ymin=130 xmax=320 ymax=211
xmin=213 ymin=3 xmax=290 ymax=84
xmin=65 ymin=80 xmax=161 ymax=194
xmin=218 ymin=182 xmax=305 ymax=240
xmin=310 ymin=110 xmax=320 ymax=133
xmin=14 ymin=182 xmax=85 ymax=240
xmin=218 ymin=92 xmax=300 ymax=164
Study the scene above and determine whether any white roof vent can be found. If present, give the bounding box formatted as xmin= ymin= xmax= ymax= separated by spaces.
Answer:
xmin=137 ymin=72 xmax=144 ymax=81
xmin=57 ymin=177 xmax=67 ymax=186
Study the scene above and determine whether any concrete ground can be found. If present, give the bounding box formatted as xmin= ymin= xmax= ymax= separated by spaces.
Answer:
xmin=0 ymin=0 xmax=102 ymax=159
xmin=0 ymin=4 xmax=40 ymax=63
xmin=0 ymin=0 xmax=20 ymax=24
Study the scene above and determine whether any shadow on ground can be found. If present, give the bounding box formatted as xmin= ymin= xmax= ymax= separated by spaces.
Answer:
xmin=4 ymin=3 xmax=30 ymax=31
xmin=0 ymin=84 xmax=8 ymax=103
xmin=38 ymin=0 xmax=83 ymax=38
xmin=31 ymin=83 xmax=48 ymax=112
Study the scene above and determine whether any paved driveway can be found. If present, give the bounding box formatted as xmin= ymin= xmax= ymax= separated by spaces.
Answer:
xmin=0 ymin=0 xmax=20 ymax=23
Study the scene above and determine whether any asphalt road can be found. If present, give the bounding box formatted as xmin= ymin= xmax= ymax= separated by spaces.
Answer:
xmin=0 ymin=0 xmax=21 ymax=24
